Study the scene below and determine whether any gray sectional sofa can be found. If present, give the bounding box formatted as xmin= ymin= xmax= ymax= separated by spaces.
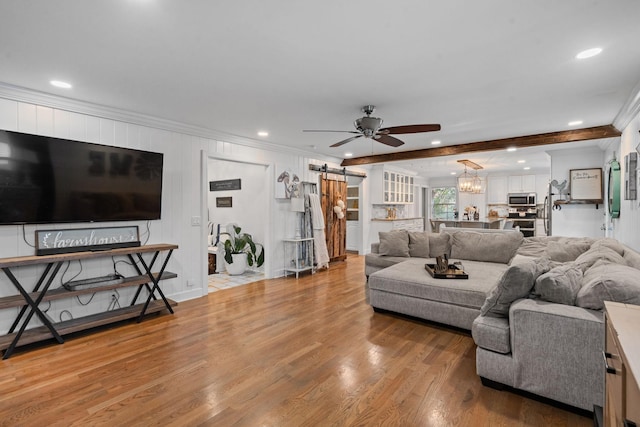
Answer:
xmin=365 ymin=228 xmax=640 ymax=411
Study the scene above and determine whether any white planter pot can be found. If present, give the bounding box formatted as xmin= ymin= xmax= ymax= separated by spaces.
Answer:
xmin=226 ymin=253 xmax=248 ymax=275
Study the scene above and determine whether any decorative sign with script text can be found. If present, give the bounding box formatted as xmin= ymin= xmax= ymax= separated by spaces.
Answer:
xmin=35 ymin=226 xmax=140 ymax=256
xmin=570 ymin=168 xmax=603 ymax=201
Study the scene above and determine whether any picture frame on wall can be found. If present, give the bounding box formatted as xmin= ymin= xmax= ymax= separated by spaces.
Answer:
xmin=275 ymin=166 xmax=301 ymax=199
xmin=569 ymin=168 xmax=603 ymax=202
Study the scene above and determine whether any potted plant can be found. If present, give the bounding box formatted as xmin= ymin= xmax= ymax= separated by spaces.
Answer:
xmin=221 ymin=225 xmax=264 ymax=275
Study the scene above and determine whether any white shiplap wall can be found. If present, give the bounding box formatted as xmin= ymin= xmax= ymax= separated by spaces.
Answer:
xmin=0 ymin=97 xmax=210 ymax=333
xmin=0 ymin=93 xmax=356 ymax=334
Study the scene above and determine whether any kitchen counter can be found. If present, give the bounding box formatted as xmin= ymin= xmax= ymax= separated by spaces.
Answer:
xmin=372 ymin=217 xmax=424 ymax=222
xmin=429 ymin=218 xmax=502 ymax=232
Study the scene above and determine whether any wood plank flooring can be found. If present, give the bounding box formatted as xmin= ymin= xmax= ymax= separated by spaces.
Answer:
xmin=0 ymin=255 xmax=591 ymax=426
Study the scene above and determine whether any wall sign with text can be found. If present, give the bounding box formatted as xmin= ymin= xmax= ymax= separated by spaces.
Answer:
xmin=35 ymin=226 xmax=141 ymax=256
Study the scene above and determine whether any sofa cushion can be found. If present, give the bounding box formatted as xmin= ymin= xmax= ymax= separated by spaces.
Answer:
xmin=576 ymin=261 xmax=640 ymax=310
xmin=480 ymin=257 xmax=554 ymax=317
xmin=534 ymin=263 xmax=583 ymax=305
xmin=545 ymin=241 xmax=591 ymax=262
xmin=449 ymin=230 xmax=523 ymax=264
xmin=428 ymin=233 xmax=451 ymax=258
xmin=574 ymin=246 xmax=625 ymax=271
xmin=364 ymin=253 xmax=410 ymax=270
xmin=472 ymin=315 xmax=511 ymax=354
xmin=408 ymin=231 xmax=430 ymax=258
xmin=378 ymin=230 xmax=410 ymax=257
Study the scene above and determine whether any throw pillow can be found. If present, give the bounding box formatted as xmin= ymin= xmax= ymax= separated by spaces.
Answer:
xmin=534 ymin=263 xmax=583 ymax=305
xmin=428 ymin=233 xmax=451 ymax=258
xmin=623 ymin=248 xmax=640 ymax=270
xmin=591 ymin=238 xmax=626 ymax=255
xmin=449 ymin=231 xmax=523 ymax=264
xmin=574 ymin=246 xmax=625 ymax=272
xmin=378 ymin=230 xmax=410 ymax=257
xmin=408 ymin=231 xmax=430 ymax=258
xmin=480 ymin=257 xmax=554 ymax=317
xmin=576 ymin=261 xmax=640 ymax=310
xmin=545 ymin=241 xmax=591 ymax=262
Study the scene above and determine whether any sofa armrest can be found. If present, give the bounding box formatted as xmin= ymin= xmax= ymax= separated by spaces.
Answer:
xmin=508 ymin=298 xmax=605 ymax=410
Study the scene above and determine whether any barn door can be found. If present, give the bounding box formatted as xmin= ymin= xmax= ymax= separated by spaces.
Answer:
xmin=320 ymin=176 xmax=347 ymax=262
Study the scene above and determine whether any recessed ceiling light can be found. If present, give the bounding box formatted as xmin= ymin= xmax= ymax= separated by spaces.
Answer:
xmin=450 ymin=172 xmax=456 ymax=175
xmin=431 ymin=140 xmax=441 ymax=145
xmin=507 ymin=147 xmax=517 ymax=152
xmin=517 ymin=160 xmax=526 ymax=164
xmin=50 ymin=80 xmax=72 ymax=89
xmin=576 ymin=47 xmax=602 ymax=59
xmin=523 ymin=167 xmax=531 ymax=170
xmin=568 ymin=120 xmax=583 ymax=126
xmin=257 ymin=131 xmax=269 ymax=137
xmin=344 ymin=152 xmax=353 ymax=157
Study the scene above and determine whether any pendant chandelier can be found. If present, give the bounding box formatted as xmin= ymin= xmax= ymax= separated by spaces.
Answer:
xmin=457 ymin=160 xmax=485 ymax=194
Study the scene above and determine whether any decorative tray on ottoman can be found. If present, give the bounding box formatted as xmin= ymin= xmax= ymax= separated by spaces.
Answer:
xmin=424 ymin=262 xmax=468 ymax=279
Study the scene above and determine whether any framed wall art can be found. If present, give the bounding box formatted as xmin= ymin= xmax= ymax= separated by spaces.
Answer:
xmin=570 ymin=168 xmax=603 ymax=202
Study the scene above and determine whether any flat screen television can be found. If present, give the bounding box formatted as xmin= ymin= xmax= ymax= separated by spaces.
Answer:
xmin=0 ymin=130 xmax=163 ymax=225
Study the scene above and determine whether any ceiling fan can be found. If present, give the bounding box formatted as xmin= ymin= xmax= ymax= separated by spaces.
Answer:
xmin=303 ymin=105 xmax=441 ymax=148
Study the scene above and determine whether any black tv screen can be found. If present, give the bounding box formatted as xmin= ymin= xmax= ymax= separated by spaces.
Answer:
xmin=0 ymin=130 xmax=163 ymax=225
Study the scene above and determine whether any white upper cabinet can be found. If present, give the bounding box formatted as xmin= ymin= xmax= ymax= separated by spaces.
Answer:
xmin=508 ymin=175 xmax=536 ymax=193
xmin=487 ymin=176 xmax=508 ymax=204
xmin=371 ymin=166 xmax=415 ymax=204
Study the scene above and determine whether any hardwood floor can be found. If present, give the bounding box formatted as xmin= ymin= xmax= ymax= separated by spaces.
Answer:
xmin=0 ymin=255 xmax=591 ymax=426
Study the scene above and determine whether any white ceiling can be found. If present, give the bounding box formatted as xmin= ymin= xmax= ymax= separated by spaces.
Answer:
xmin=1 ymin=1 xmax=639 ymax=178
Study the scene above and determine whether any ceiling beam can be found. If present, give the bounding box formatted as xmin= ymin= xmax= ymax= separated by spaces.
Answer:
xmin=340 ymin=124 xmax=621 ymax=167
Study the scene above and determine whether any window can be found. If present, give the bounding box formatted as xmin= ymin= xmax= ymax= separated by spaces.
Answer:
xmin=431 ymin=187 xmax=457 ymax=220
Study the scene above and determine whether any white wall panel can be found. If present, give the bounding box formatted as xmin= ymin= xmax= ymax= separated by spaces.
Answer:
xmin=549 ymin=147 xmax=605 ymax=238
xmin=85 ymin=115 xmax=100 ymax=142
xmin=0 ymin=98 xmax=18 ymax=130
xmin=53 ymin=109 xmax=70 ymax=138
xmin=69 ymin=111 xmax=86 ymax=140
xmin=17 ymin=102 xmax=37 ymax=133
xmin=99 ymin=118 xmax=115 ymax=146
xmin=36 ymin=106 xmax=54 ymax=135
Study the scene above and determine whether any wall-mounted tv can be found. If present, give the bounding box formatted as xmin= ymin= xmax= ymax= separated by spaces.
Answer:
xmin=0 ymin=130 xmax=163 ymax=225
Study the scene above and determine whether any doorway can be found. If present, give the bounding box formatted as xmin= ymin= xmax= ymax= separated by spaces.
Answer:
xmin=205 ymin=156 xmax=269 ymax=292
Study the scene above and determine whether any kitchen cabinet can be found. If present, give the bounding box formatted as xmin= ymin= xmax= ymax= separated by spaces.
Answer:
xmin=371 ymin=166 xmax=415 ymax=204
xmin=508 ymin=174 xmax=536 ymax=193
xmin=487 ymin=176 xmax=508 ymax=204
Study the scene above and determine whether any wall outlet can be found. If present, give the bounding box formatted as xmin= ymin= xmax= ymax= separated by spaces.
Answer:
xmin=191 ymin=216 xmax=201 ymax=226
xmin=187 ymin=280 xmax=194 ymax=287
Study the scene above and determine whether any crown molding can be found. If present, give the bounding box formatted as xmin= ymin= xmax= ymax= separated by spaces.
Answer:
xmin=0 ymin=82 xmax=341 ymax=163
xmin=613 ymin=80 xmax=640 ymax=130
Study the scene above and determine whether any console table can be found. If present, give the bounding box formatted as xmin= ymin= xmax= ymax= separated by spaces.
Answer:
xmin=0 ymin=243 xmax=178 ymax=359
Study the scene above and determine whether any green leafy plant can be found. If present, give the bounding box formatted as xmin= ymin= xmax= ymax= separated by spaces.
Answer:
xmin=221 ymin=225 xmax=264 ymax=267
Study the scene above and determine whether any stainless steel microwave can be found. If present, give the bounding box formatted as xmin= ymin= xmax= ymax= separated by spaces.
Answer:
xmin=508 ymin=193 xmax=536 ymax=207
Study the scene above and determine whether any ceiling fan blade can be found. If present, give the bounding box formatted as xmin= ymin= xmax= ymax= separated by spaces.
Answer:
xmin=303 ymin=130 xmax=360 ymax=134
xmin=375 ymin=134 xmax=405 ymax=147
xmin=378 ymin=124 xmax=441 ymax=134
xmin=330 ymin=135 xmax=363 ymax=147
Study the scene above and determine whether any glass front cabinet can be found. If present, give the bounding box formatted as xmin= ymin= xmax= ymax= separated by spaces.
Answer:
xmin=381 ymin=169 xmax=414 ymax=204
